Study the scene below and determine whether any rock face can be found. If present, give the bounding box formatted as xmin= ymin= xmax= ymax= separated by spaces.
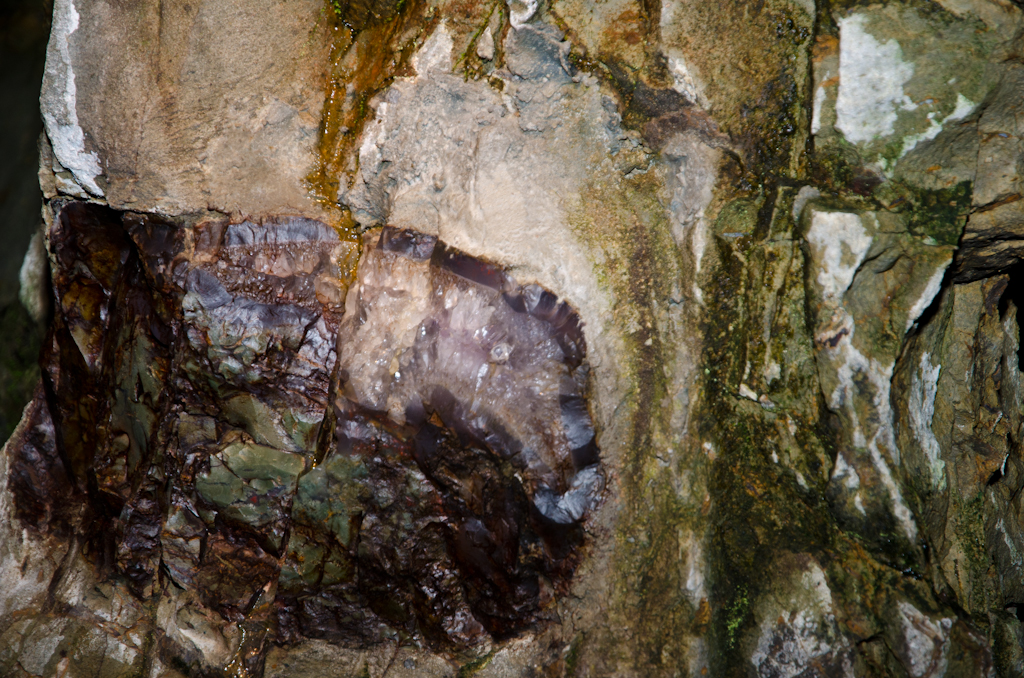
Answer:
xmin=4 ymin=198 xmax=601 ymax=674
xmin=3 ymin=0 xmax=1024 ymax=676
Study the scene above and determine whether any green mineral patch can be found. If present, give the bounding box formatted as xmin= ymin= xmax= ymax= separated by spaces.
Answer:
xmin=291 ymin=453 xmax=368 ymax=547
xmin=279 ymin=530 xmax=327 ymax=591
xmin=280 ymin=408 xmax=323 ymax=455
xmin=222 ymin=394 xmax=298 ymax=452
xmin=196 ymin=441 xmax=305 ymax=545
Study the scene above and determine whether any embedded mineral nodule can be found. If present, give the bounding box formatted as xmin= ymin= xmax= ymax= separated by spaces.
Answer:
xmin=16 ymin=202 xmax=601 ymax=658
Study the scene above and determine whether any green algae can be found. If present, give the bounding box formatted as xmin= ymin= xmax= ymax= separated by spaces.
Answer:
xmin=292 ymin=453 xmax=368 ymax=547
xmin=451 ymin=0 xmax=505 ymax=80
xmin=563 ymin=634 xmax=584 ymax=676
xmin=687 ymin=79 xmax=994 ymax=669
xmin=904 ymin=181 xmax=973 ymax=247
xmin=457 ymin=649 xmax=495 ymax=677
xmin=692 ymin=180 xmax=850 ymax=674
xmin=563 ymin=149 xmax=706 ymax=673
xmin=951 ymin=489 xmax=996 ymax=615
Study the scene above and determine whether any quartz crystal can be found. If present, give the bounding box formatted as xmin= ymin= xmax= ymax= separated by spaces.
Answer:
xmin=15 ymin=205 xmax=601 ymax=654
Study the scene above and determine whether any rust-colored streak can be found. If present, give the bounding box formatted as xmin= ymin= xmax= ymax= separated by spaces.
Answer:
xmin=307 ymin=0 xmax=438 ymax=207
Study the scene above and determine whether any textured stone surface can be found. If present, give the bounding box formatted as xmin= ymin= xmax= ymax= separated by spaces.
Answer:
xmin=4 ymin=0 xmax=1024 ymax=675
xmin=4 ymin=198 xmax=604 ymax=672
xmin=803 ymin=203 xmax=955 ymax=551
xmin=38 ymin=0 xmax=332 ymax=218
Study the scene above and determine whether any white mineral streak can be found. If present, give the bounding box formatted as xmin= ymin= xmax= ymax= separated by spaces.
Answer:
xmin=802 ymin=566 xmax=833 ymax=610
xmin=752 ymin=562 xmax=851 ymax=678
xmin=792 ymin=185 xmax=821 ymax=223
xmin=684 ymin=537 xmax=706 ymax=601
xmin=997 ymin=518 xmax=1023 ymax=568
xmin=660 ymin=0 xmax=676 ymax=25
xmin=356 ymin=101 xmax=389 ymax=183
xmin=1003 ymin=313 xmax=1024 ymax=432
xmin=899 ymin=93 xmax=977 ymax=159
xmin=807 ymin=210 xmax=917 ymax=540
xmin=668 ymin=55 xmax=703 ymax=105
xmin=476 ymin=26 xmax=495 ymax=61
xmin=790 ymin=0 xmax=815 ymax=20
xmin=739 ymin=383 xmax=759 ymax=401
xmin=15 ymin=628 xmax=66 ymax=676
xmin=832 ymin=451 xmax=861 ymax=489
xmin=41 ymin=0 xmax=103 ymax=196
xmin=833 ymin=341 xmax=918 ymax=540
xmin=157 ymin=588 xmax=237 ymax=667
xmin=854 ymin=494 xmax=867 ymax=515
xmin=909 ymin=353 xmax=945 ymax=489
xmin=508 ymin=0 xmax=538 ymax=28
xmin=835 ymin=14 xmax=916 ymax=144
xmin=811 ymin=84 xmax=827 ymax=135
xmin=688 ymin=199 xmax=708 ymax=303
xmin=896 ymin=602 xmax=953 ymax=678
xmin=687 ymin=639 xmax=709 ymax=678
xmin=53 ymin=168 xmax=89 ymax=198
xmin=906 ymin=266 xmax=948 ymax=331
xmin=805 ymin=211 xmax=872 ymax=305
xmin=662 ymin=132 xmax=719 ymax=305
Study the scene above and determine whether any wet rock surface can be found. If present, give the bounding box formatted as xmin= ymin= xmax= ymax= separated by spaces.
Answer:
xmin=697 ymin=0 xmax=1024 ymax=671
xmin=5 ymin=0 xmax=1024 ymax=675
xmin=3 ymin=201 xmax=600 ymax=675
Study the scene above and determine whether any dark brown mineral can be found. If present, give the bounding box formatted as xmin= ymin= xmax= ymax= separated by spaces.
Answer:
xmin=15 ymin=202 xmax=602 ymax=667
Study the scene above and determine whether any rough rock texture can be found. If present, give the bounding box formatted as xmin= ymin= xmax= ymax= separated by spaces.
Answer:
xmin=4 ymin=0 xmax=1024 ymax=676
xmin=2 ymin=196 xmax=601 ymax=676
xmin=39 ymin=0 xmax=332 ymax=217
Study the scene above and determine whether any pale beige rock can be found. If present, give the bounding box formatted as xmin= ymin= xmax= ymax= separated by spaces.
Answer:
xmin=39 ymin=0 xmax=332 ymax=218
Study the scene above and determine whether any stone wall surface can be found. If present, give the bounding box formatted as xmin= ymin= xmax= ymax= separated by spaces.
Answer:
xmin=3 ymin=0 xmax=1024 ymax=676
